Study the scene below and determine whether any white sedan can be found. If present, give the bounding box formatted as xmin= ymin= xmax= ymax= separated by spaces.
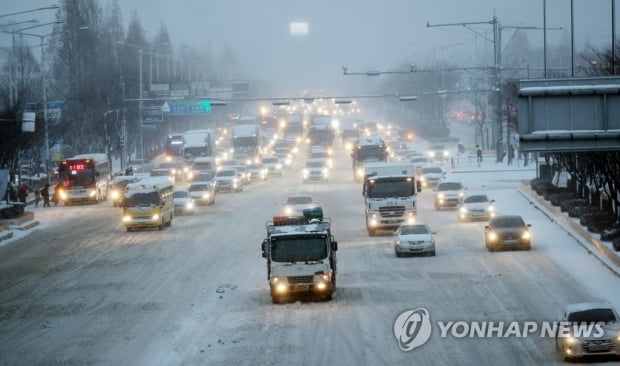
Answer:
xmin=283 ymin=194 xmax=318 ymax=217
xmin=393 ymin=222 xmax=436 ymax=257
xmin=172 ymin=189 xmax=195 ymax=215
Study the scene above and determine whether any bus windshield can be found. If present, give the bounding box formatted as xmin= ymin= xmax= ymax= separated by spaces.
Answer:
xmin=124 ymin=191 xmax=160 ymax=206
xmin=59 ymin=169 xmax=96 ymax=188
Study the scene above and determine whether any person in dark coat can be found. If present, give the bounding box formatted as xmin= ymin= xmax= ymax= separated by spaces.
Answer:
xmin=17 ymin=183 xmax=28 ymax=204
xmin=41 ymin=184 xmax=50 ymax=207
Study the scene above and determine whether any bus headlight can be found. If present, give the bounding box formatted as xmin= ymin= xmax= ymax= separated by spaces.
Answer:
xmin=110 ymin=190 xmax=119 ymax=200
xmin=122 ymin=215 xmax=132 ymax=222
xmin=59 ymin=190 xmax=67 ymax=200
xmin=151 ymin=214 xmax=160 ymax=221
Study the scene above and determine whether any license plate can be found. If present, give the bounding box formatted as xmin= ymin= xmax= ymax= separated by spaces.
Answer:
xmin=472 ymin=212 xmax=484 ymax=216
xmin=588 ymin=345 xmax=609 ymax=352
xmin=503 ymin=239 xmax=518 ymax=244
xmin=293 ymin=284 xmax=309 ymax=292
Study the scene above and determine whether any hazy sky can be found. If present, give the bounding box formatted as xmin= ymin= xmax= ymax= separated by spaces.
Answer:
xmin=1 ymin=0 xmax=614 ymax=95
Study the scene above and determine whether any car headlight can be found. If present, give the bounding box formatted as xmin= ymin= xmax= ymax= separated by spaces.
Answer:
xmin=459 ymin=192 xmax=464 ymax=197
xmin=171 ymin=168 xmax=177 ymax=175
xmin=203 ymin=192 xmax=210 ymax=199
xmin=110 ymin=190 xmax=119 ymax=200
xmin=322 ymin=168 xmax=328 ymax=175
xmin=151 ymin=214 xmax=159 ymax=221
xmin=488 ymin=231 xmax=497 ymax=241
xmin=187 ymin=171 xmax=194 ymax=179
xmin=437 ymin=193 xmax=445 ymax=199
xmin=285 ymin=207 xmax=293 ymax=215
xmin=406 ymin=216 xmax=416 ymax=224
xmin=521 ymin=231 xmax=531 ymax=240
xmin=186 ymin=201 xmax=194 ymax=209
xmin=356 ymin=168 xmax=365 ymax=177
xmin=122 ymin=215 xmax=132 ymax=222
xmin=89 ymin=190 xmax=97 ymax=197
xmin=443 ymin=151 xmax=449 ymax=157
xmin=565 ymin=336 xmax=579 ymax=344
xmin=419 ymin=176 xmax=426 ymax=181
xmin=59 ymin=190 xmax=67 ymax=200
xmin=459 ymin=206 xmax=468 ymax=213
xmin=276 ymin=163 xmax=283 ymax=169
xmin=428 ymin=151 xmax=435 ymax=157
xmin=487 ymin=206 xmax=495 ymax=212
xmin=394 ymin=238 xmax=401 ymax=245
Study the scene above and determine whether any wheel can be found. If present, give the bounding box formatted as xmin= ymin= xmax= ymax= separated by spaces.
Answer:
xmin=429 ymin=250 xmax=436 ymax=256
xmin=271 ymin=295 xmax=285 ymax=304
xmin=158 ymin=220 xmax=164 ymax=230
xmin=367 ymin=228 xmax=376 ymax=236
xmin=167 ymin=216 xmax=172 ymax=227
xmin=395 ymin=250 xmax=402 ymax=258
xmin=522 ymin=244 xmax=531 ymax=251
xmin=126 ymin=227 xmax=133 ymax=232
xmin=434 ymin=202 xmax=440 ymax=210
xmin=322 ymin=291 xmax=333 ymax=301
xmin=486 ymin=242 xmax=495 ymax=252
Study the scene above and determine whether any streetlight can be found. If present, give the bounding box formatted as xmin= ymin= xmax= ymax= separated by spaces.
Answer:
xmin=0 ymin=5 xmax=59 ymax=19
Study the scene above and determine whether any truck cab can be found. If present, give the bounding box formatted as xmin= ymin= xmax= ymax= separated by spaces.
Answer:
xmin=261 ymin=214 xmax=338 ymax=303
xmin=363 ymin=167 xmax=422 ymax=236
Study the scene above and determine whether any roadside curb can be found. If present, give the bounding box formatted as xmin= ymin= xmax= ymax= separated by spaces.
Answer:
xmin=518 ymin=181 xmax=620 ymax=277
xmin=14 ymin=220 xmax=39 ymax=231
xmin=0 ymin=230 xmax=13 ymax=242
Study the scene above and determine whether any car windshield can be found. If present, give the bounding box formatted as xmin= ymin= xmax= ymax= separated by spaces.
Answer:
xmin=271 ymin=237 xmax=327 ymax=262
xmin=287 ymin=196 xmax=313 ymax=205
xmin=491 ymin=216 xmax=525 ymax=228
xmin=110 ymin=178 xmax=134 ymax=188
xmin=464 ymin=195 xmax=489 ymax=203
xmin=216 ymin=170 xmax=235 ymax=177
xmin=189 ymin=184 xmax=210 ymax=192
xmin=437 ymin=182 xmax=463 ymax=191
xmin=173 ymin=191 xmax=189 ymax=198
xmin=263 ymin=158 xmax=278 ymax=164
xmin=399 ymin=225 xmax=429 ymax=235
xmin=567 ymin=308 xmax=617 ymax=323
xmin=151 ymin=170 xmax=171 ymax=176
xmin=422 ymin=167 xmax=442 ymax=174
xmin=311 ymin=152 xmax=328 ymax=159
xmin=248 ymin=164 xmax=263 ymax=169
xmin=306 ymin=161 xmax=325 ymax=168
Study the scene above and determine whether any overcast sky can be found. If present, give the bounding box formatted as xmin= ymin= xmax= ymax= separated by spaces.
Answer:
xmin=1 ymin=1 xmax=614 ymax=95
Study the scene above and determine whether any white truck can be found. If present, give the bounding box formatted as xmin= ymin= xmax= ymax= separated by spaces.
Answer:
xmin=261 ymin=213 xmax=338 ymax=304
xmin=183 ymin=129 xmax=213 ymax=160
xmin=231 ymin=124 xmax=261 ymax=156
xmin=362 ymin=161 xmax=421 ymax=236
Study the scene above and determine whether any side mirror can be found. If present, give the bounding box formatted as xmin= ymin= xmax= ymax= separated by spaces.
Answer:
xmin=527 ymin=224 xmax=532 ymax=227
xmin=331 ymin=241 xmax=338 ymax=251
xmin=490 ymin=199 xmax=495 ymax=203
xmin=484 ymin=225 xmax=489 ymax=230
xmin=432 ymin=231 xmax=437 ymax=235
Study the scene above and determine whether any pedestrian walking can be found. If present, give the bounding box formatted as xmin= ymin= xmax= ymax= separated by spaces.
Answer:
xmin=41 ymin=184 xmax=50 ymax=207
xmin=17 ymin=183 xmax=28 ymax=204
xmin=52 ymin=184 xmax=62 ymax=206
xmin=34 ymin=186 xmax=41 ymax=206
xmin=475 ymin=144 xmax=483 ymax=164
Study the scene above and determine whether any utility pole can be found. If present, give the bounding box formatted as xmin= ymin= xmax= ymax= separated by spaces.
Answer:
xmin=138 ymin=50 xmax=144 ymax=167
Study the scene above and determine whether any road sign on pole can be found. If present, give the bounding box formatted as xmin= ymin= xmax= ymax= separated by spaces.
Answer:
xmin=164 ymin=99 xmax=211 ymax=115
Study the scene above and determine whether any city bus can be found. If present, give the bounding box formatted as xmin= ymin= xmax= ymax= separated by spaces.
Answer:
xmin=121 ymin=176 xmax=174 ymax=231
xmin=57 ymin=153 xmax=110 ymax=204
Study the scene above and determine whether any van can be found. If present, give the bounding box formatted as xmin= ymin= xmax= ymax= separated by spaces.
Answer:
xmin=121 ymin=176 xmax=174 ymax=231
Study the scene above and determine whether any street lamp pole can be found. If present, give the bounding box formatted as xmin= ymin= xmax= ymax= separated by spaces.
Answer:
xmin=138 ymin=50 xmax=144 ymax=165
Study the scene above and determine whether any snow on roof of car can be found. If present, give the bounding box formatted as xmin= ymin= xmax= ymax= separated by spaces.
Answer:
xmin=564 ymin=302 xmax=617 ymax=314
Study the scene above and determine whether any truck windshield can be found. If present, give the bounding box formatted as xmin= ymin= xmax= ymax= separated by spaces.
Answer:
xmin=367 ymin=178 xmax=414 ymax=198
xmin=271 ymin=237 xmax=328 ymax=262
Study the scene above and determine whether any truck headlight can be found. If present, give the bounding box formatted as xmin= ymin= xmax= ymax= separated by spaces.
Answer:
xmin=488 ymin=232 xmax=497 ymax=241
xmin=271 ymin=277 xmax=289 ymax=293
xmin=406 ymin=216 xmax=416 ymax=224
xmin=487 ymin=206 xmax=495 ymax=212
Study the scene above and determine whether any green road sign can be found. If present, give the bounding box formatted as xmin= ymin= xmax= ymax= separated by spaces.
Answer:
xmin=163 ymin=99 xmax=211 ymax=115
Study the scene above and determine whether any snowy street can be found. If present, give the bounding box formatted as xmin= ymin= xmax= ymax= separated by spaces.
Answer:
xmin=1 ymin=142 xmax=619 ymax=366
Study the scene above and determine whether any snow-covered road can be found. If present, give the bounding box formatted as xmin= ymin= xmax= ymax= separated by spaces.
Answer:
xmin=0 ymin=141 xmax=618 ymax=365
